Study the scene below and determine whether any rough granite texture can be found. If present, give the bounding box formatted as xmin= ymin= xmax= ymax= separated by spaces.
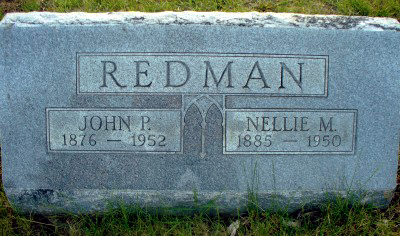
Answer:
xmin=0 ymin=12 xmax=399 ymax=214
xmin=1 ymin=12 xmax=400 ymax=31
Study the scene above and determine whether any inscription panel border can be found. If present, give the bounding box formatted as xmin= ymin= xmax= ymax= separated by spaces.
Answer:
xmin=46 ymin=108 xmax=183 ymax=154
xmin=223 ymin=108 xmax=357 ymax=155
xmin=76 ymin=52 xmax=329 ymax=97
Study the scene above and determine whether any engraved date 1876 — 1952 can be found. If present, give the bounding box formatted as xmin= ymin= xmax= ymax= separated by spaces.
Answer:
xmin=47 ymin=109 xmax=181 ymax=153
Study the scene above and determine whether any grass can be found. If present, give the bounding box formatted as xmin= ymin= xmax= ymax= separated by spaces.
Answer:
xmin=1 ymin=152 xmax=400 ymax=235
xmin=1 ymin=0 xmax=400 ymax=234
xmin=0 ymin=0 xmax=400 ymax=20
xmin=1 ymin=176 xmax=400 ymax=234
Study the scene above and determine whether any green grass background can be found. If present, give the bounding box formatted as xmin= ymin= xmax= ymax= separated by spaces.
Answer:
xmin=1 ymin=0 xmax=400 ymax=20
xmin=1 ymin=0 xmax=400 ymax=235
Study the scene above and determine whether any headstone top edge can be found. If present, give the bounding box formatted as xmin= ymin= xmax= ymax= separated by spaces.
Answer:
xmin=1 ymin=11 xmax=399 ymax=31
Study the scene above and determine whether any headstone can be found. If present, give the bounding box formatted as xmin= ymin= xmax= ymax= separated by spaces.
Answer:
xmin=0 ymin=12 xmax=399 ymax=214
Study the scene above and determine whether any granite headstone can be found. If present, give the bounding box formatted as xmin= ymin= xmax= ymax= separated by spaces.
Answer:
xmin=0 ymin=12 xmax=399 ymax=214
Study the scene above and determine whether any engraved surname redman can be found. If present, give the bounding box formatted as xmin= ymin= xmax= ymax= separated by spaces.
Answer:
xmin=78 ymin=53 xmax=327 ymax=96
xmin=100 ymin=60 xmax=302 ymax=90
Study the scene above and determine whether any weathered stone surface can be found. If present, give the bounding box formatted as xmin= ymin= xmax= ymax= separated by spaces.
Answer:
xmin=0 ymin=12 xmax=399 ymax=214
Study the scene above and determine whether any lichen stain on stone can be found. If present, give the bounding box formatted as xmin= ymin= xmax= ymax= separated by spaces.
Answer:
xmin=18 ymin=189 xmax=55 ymax=204
xmin=292 ymin=15 xmax=365 ymax=29
xmin=383 ymin=189 xmax=394 ymax=201
xmin=369 ymin=23 xmax=400 ymax=32
xmin=127 ymin=17 xmax=145 ymax=21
